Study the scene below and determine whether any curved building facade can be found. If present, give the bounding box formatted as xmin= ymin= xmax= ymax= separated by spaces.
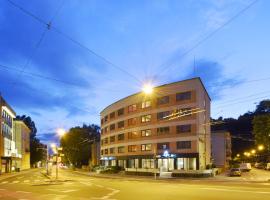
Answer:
xmin=100 ymin=77 xmax=211 ymax=171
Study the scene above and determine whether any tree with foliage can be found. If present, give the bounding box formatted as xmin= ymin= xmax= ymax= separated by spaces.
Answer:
xmin=16 ymin=115 xmax=46 ymax=166
xmin=60 ymin=124 xmax=100 ymax=168
xmin=252 ymin=114 xmax=270 ymax=151
xmin=212 ymin=99 xmax=270 ymax=155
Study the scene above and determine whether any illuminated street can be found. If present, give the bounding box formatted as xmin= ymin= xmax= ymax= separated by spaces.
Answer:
xmin=0 ymin=168 xmax=270 ymax=200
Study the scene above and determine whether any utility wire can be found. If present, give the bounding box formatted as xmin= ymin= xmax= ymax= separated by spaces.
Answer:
xmin=0 ymin=63 xmax=83 ymax=87
xmin=6 ymin=0 xmax=142 ymax=85
xmin=154 ymin=0 xmax=259 ymax=79
xmin=9 ymin=0 xmax=66 ymax=88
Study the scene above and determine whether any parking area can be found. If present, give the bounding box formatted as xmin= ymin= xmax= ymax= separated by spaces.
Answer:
xmin=215 ymin=168 xmax=270 ymax=182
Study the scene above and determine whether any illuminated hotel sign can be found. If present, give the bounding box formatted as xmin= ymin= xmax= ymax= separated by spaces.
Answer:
xmin=156 ymin=150 xmax=176 ymax=158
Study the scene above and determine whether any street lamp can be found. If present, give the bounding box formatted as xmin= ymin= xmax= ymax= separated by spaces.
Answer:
xmin=258 ymin=145 xmax=264 ymax=151
xmin=56 ymin=128 xmax=66 ymax=137
xmin=142 ymin=83 xmax=153 ymax=94
xmin=251 ymin=149 xmax=256 ymax=154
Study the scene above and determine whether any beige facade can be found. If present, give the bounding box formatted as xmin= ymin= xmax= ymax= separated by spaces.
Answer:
xmin=100 ymin=77 xmax=211 ymax=171
xmin=211 ymin=131 xmax=232 ymax=169
xmin=14 ymin=120 xmax=31 ymax=170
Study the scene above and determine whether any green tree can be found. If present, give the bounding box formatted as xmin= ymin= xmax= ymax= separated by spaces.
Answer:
xmin=60 ymin=124 xmax=100 ymax=167
xmin=252 ymin=114 xmax=270 ymax=151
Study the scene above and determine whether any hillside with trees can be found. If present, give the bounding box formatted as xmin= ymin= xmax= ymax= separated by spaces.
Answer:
xmin=212 ymin=99 xmax=270 ymax=156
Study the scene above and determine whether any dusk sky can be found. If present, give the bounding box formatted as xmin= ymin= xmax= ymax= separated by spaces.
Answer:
xmin=0 ymin=0 xmax=269 ymax=144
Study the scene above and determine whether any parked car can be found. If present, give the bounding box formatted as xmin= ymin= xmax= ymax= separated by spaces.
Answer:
xmin=265 ymin=163 xmax=270 ymax=170
xmin=255 ymin=162 xmax=266 ymax=169
xmin=240 ymin=163 xmax=252 ymax=172
xmin=229 ymin=168 xmax=242 ymax=176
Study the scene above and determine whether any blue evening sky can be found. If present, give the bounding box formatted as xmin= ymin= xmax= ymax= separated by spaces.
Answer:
xmin=0 ymin=0 xmax=269 ymax=144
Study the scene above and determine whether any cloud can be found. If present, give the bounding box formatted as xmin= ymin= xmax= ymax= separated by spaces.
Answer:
xmin=186 ymin=59 xmax=242 ymax=99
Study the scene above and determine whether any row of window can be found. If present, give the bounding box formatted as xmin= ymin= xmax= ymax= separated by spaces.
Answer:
xmin=101 ymin=108 xmax=193 ymax=134
xmin=101 ymin=141 xmax=192 ymax=155
xmin=101 ymin=91 xmax=192 ymax=124
xmin=1 ymin=110 xmax=13 ymax=128
xmin=101 ymin=124 xmax=192 ymax=145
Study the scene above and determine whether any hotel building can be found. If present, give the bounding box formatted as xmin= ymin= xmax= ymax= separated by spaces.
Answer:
xmin=100 ymin=77 xmax=211 ymax=171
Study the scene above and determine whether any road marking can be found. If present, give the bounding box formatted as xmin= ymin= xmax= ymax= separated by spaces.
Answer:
xmin=201 ymin=187 xmax=270 ymax=194
xmin=0 ymin=181 xmax=8 ymax=184
xmin=46 ymin=188 xmax=77 ymax=193
xmin=16 ymin=191 xmax=31 ymax=194
xmin=0 ymin=189 xmax=6 ymax=191
xmin=34 ymin=180 xmax=40 ymax=182
xmin=95 ymin=184 xmax=104 ymax=188
xmin=11 ymin=180 xmax=19 ymax=184
xmin=23 ymin=180 xmax=30 ymax=183
xmin=81 ymin=182 xmax=93 ymax=186
xmin=91 ymin=187 xmax=119 ymax=200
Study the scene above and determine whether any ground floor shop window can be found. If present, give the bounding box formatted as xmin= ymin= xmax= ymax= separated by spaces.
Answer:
xmin=177 ymin=157 xmax=196 ymax=170
xmin=142 ymin=159 xmax=154 ymax=169
xmin=158 ymin=158 xmax=174 ymax=171
xmin=118 ymin=160 xmax=126 ymax=168
xmin=111 ymin=160 xmax=116 ymax=166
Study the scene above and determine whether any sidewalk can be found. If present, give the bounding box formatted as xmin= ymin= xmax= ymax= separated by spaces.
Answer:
xmin=0 ymin=168 xmax=37 ymax=180
xmin=71 ymin=168 xmax=270 ymax=183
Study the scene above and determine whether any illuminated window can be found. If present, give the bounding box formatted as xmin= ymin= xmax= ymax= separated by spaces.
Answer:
xmin=141 ymin=114 xmax=151 ymax=123
xmin=142 ymin=100 xmax=151 ymax=108
xmin=128 ymin=131 xmax=138 ymax=139
xmin=141 ymin=129 xmax=151 ymax=137
xmin=141 ymin=144 xmax=152 ymax=151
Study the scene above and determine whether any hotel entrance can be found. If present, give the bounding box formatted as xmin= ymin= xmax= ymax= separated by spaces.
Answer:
xmin=158 ymin=158 xmax=174 ymax=171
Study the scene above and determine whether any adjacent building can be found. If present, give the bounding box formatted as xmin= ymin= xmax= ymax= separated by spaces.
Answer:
xmin=211 ymin=131 xmax=232 ymax=169
xmin=0 ymin=95 xmax=30 ymax=173
xmin=14 ymin=119 xmax=31 ymax=170
xmin=100 ymin=77 xmax=211 ymax=171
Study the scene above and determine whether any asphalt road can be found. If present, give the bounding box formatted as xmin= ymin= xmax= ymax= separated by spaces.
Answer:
xmin=0 ymin=168 xmax=270 ymax=200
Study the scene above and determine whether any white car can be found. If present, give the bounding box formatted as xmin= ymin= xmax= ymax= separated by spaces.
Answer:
xmin=240 ymin=163 xmax=252 ymax=172
xmin=265 ymin=163 xmax=270 ymax=170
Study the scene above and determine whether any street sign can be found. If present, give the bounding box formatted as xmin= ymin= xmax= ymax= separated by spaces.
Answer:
xmin=57 ymin=147 xmax=63 ymax=151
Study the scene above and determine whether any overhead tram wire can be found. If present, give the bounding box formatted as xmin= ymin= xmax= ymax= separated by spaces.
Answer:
xmin=9 ymin=0 xmax=66 ymax=89
xmin=152 ymin=0 xmax=259 ymax=80
xmin=6 ymin=0 xmax=142 ymax=86
xmin=0 ymin=63 xmax=83 ymax=87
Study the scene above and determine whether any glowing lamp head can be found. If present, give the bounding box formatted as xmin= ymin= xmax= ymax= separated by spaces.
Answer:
xmin=57 ymin=128 xmax=66 ymax=137
xmin=251 ymin=149 xmax=256 ymax=154
xmin=142 ymin=84 xmax=153 ymax=94
xmin=258 ymin=145 xmax=264 ymax=151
